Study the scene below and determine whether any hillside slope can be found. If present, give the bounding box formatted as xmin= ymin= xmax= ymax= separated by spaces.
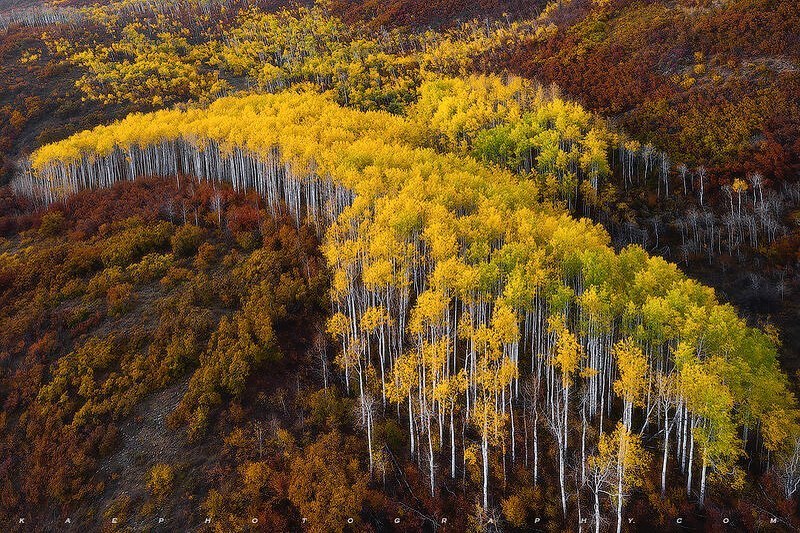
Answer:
xmin=1 ymin=177 xmax=335 ymax=530
xmin=11 ymin=78 xmax=800 ymax=529
xmin=331 ymin=0 xmax=800 ymax=181
xmin=2 ymin=1 xmax=800 ymax=530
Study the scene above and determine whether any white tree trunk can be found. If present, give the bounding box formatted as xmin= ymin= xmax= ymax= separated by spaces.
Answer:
xmin=594 ymin=488 xmax=601 ymax=533
xmin=451 ymin=409 xmax=456 ymax=479
xmin=699 ymin=456 xmax=707 ymax=506
xmin=482 ymin=433 xmax=489 ymax=509
xmin=661 ymin=422 xmax=670 ymax=497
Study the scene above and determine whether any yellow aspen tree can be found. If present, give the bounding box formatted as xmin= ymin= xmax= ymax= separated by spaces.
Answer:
xmin=612 ymin=338 xmax=648 ymax=430
xmin=588 ymin=423 xmax=648 ymax=533
xmin=548 ymin=316 xmax=583 ymax=517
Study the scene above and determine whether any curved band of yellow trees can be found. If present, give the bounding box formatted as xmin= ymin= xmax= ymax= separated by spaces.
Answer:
xmin=17 ymin=76 xmax=798 ymax=521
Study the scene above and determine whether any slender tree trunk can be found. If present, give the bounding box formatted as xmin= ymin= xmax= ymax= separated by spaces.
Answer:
xmin=559 ymin=443 xmax=567 ymax=517
xmin=687 ymin=431 xmax=695 ymax=497
xmin=581 ymin=403 xmax=587 ymax=485
xmin=366 ymin=407 xmax=374 ymax=474
xmin=699 ymin=456 xmax=707 ymax=506
xmin=533 ymin=417 xmax=539 ymax=485
xmin=409 ymin=395 xmax=415 ymax=456
xmin=451 ymin=409 xmax=456 ymax=479
xmin=661 ymin=419 xmax=670 ymax=497
xmin=482 ymin=431 xmax=489 ymax=510
xmin=616 ymin=470 xmax=623 ymax=533
xmin=428 ymin=422 xmax=435 ymax=497
xmin=594 ymin=487 xmax=601 ymax=533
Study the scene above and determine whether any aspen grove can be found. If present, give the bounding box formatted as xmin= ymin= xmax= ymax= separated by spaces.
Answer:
xmin=14 ymin=75 xmax=799 ymax=529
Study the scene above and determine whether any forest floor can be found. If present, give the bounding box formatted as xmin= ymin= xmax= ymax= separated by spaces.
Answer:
xmin=93 ymin=376 xmax=192 ymax=529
